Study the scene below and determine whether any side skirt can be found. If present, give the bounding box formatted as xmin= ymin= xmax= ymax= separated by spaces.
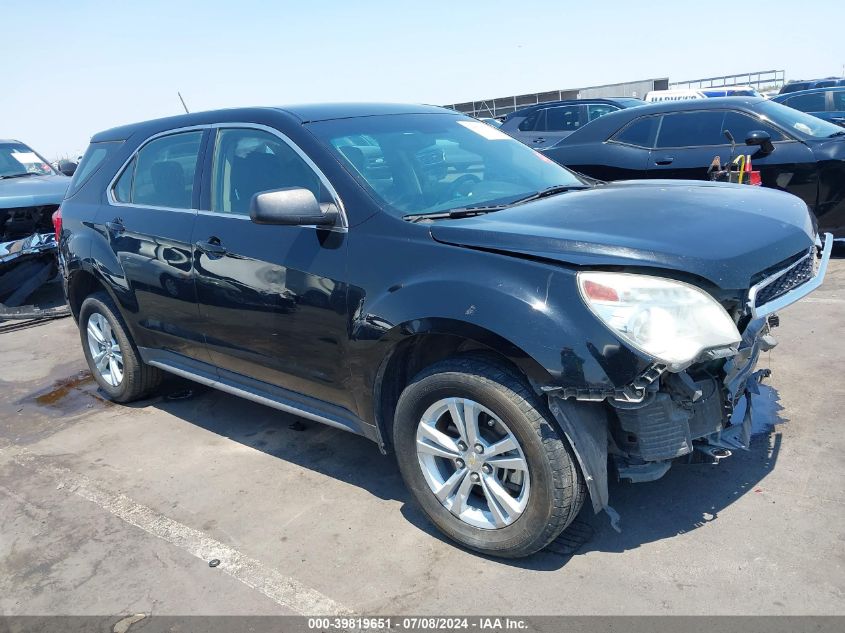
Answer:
xmin=138 ymin=347 xmax=379 ymax=442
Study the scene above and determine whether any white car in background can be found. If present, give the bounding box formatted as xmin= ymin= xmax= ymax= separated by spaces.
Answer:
xmin=645 ymin=86 xmax=760 ymax=102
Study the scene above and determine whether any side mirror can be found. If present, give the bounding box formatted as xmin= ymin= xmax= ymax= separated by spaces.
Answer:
xmin=57 ymin=159 xmax=77 ymax=176
xmin=745 ymin=130 xmax=774 ymax=155
xmin=249 ymin=188 xmax=338 ymax=226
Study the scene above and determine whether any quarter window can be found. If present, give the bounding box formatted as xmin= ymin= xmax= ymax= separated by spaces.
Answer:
xmin=611 ymin=116 xmax=659 ymax=148
xmin=113 ymin=157 xmax=135 ymax=203
xmin=210 ymin=128 xmax=322 ymax=215
xmin=114 ymin=131 xmax=202 ymax=209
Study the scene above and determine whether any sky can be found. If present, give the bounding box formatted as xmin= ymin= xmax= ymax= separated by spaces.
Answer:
xmin=2 ymin=0 xmax=844 ymax=160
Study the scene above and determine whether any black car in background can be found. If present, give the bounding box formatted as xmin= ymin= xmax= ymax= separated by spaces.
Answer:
xmin=499 ymin=98 xmax=644 ymax=149
xmin=541 ymin=97 xmax=845 ymax=236
xmin=772 ymin=87 xmax=845 ymax=127
xmin=58 ymin=103 xmax=830 ymax=558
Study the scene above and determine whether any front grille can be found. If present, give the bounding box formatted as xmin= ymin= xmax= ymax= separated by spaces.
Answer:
xmin=752 ymin=248 xmax=815 ymax=310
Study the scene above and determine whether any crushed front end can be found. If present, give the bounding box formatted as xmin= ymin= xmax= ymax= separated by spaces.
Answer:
xmin=548 ymin=234 xmax=833 ymax=525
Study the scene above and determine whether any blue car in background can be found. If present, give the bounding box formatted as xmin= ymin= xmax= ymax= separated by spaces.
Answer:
xmin=1 ymin=140 xmax=71 ymax=242
xmin=778 ymin=77 xmax=845 ymax=95
xmin=772 ymin=87 xmax=845 ymax=127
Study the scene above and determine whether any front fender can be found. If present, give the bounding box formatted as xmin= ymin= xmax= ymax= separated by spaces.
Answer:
xmin=348 ymin=259 xmax=652 ymax=423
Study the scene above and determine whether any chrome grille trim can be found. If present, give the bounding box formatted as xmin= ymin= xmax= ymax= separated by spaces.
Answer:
xmin=747 ymin=233 xmax=833 ymax=319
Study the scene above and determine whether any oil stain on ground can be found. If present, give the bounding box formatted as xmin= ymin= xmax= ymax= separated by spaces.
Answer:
xmin=26 ymin=370 xmax=111 ymax=415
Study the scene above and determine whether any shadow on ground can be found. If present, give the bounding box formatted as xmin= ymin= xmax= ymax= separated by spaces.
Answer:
xmin=23 ymin=370 xmax=787 ymax=571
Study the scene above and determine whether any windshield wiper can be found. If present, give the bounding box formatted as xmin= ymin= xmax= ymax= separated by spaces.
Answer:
xmin=0 ymin=172 xmax=36 ymax=180
xmin=508 ymin=184 xmax=591 ymax=206
xmin=403 ymin=204 xmax=509 ymax=223
xmin=827 ymin=130 xmax=845 ymax=137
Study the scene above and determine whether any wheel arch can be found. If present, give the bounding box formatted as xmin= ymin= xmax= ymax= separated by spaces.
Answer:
xmin=369 ymin=318 xmax=555 ymax=454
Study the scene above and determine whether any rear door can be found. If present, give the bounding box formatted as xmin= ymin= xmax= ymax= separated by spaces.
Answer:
xmin=191 ymin=125 xmax=354 ymax=411
xmin=829 ymin=90 xmax=845 ymax=126
xmin=101 ymin=128 xmax=209 ymax=361
xmin=530 ymin=105 xmax=585 ymax=148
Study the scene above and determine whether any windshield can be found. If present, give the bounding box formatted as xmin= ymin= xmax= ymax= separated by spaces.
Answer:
xmin=756 ymin=100 xmax=844 ymax=139
xmin=0 ymin=142 xmax=55 ymax=178
xmin=308 ymin=114 xmax=585 ymax=217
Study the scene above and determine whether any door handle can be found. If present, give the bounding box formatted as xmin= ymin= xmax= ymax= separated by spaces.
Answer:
xmin=532 ymin=137 xmax=546 ymax=144
xmin=195 ymin=237 xmax=228 ymax=257
xmin=654 ymin=156 xmax=674 ymax=165
xmin=105 ymin=219 xmax=125 ymax=234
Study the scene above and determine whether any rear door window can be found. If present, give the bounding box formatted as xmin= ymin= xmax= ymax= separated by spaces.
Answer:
xmin=655 ymin=111 xmax=725 ymax=148
xmin=122 ymin=131 xmax=203 ymax=209
xmin=587 ymin=104 xmax=618 ymax=121
xmin=540 ymin=106 xmax=582 ymax=132
xmin=516 ymin=110 xmax=542 ymax=131
xmin=784 ymin=92 xmax=826 ymax=112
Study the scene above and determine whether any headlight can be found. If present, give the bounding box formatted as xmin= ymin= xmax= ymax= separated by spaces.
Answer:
xmin=577 ymin=271 xmax=741 ymax=371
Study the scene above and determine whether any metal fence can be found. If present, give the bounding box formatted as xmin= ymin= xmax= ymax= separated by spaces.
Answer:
xmin=445 ymin=70 xmax=789 ymax=119
xmin=669 ymin=70 xmax=786 ymax=92
xmin=444 ymin=78 xmax=669 ymax=118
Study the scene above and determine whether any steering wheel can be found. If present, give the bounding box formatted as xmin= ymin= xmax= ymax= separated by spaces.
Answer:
xmin=446 ymin=174 xmax=481 ymax=201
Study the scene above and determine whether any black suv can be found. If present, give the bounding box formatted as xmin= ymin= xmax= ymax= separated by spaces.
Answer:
xmin=58 ymin=103 xmax=831 ymax=558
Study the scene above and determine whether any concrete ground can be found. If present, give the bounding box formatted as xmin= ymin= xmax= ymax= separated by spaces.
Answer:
xmin=1 ymin=262 xmax=843 ymax=618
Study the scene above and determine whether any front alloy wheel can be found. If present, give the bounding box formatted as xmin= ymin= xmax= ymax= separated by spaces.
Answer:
xmin=394 ymin=357 xmax=585 ymax=558
xmin=416 ymin=397 xmax=530 ymax=529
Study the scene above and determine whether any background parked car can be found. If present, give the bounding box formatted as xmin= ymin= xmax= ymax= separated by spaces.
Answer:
xmin=778 ymin=77 xmax=845 ymax=95
xmin=1 ymin=140 xmax=71 ymax=241
xmin=772 ymin=87 xmax=845 ymax=127
xmin=645 ymin=86 xmax=760 ymax=102
xmin=499 ymin=98 xmax=644 ymax=149
xmin=540 ymin=97 xmax=845 ymax=237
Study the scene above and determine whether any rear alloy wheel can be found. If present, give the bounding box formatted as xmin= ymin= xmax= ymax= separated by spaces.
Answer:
xmin=86 ymin=312 xmax=124 ymax=387
xmin=394 ymin=357 xmax=585 ymax=558
xmin=78 ymin=291 xmax=161 ymax=403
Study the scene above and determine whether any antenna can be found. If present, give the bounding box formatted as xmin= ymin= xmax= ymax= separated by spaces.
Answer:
xmin=178 ymin=92 xmax=190 ymax=114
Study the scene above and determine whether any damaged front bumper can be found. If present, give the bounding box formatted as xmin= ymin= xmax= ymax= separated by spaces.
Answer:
xmin=0 ymin=232 xmax=69 ymax=320
xmin=548 ymin=233 xmax=833 ymax=527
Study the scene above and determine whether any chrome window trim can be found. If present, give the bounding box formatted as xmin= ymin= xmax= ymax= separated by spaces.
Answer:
xmin=206 ymin=122 xmax=347 ymax=229
xmin=748 ymin=232 xmax=833 ymax=319
xmin=106 ymin=122 xmax=348 ymax=230
xmin=106 ymin=125 xmax=208 ymax=213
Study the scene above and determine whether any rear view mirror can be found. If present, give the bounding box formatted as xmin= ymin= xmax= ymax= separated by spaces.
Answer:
xmin=57 ymin=159 xmax=77 ymax=176
xmin=745 ymin=130 xmax=774 ymax=155
xmin=249 ymin=188 xmax=338 ymax=226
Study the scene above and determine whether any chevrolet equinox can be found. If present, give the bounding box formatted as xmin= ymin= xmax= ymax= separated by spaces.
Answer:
xmin=57 ymin=103 xmax=832 ymax=557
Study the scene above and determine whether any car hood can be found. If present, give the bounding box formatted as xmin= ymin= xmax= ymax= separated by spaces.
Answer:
xmin=0 ymin=174 xmax=70 ymax=209
xmin=429 ymin=180 xmax=815 ymax=289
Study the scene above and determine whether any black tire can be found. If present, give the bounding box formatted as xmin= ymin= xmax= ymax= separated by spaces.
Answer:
xmin=393 ymin=356 xmax=585 ymax=558
xmin=78 ymin=291 xmax=162 ymax=403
